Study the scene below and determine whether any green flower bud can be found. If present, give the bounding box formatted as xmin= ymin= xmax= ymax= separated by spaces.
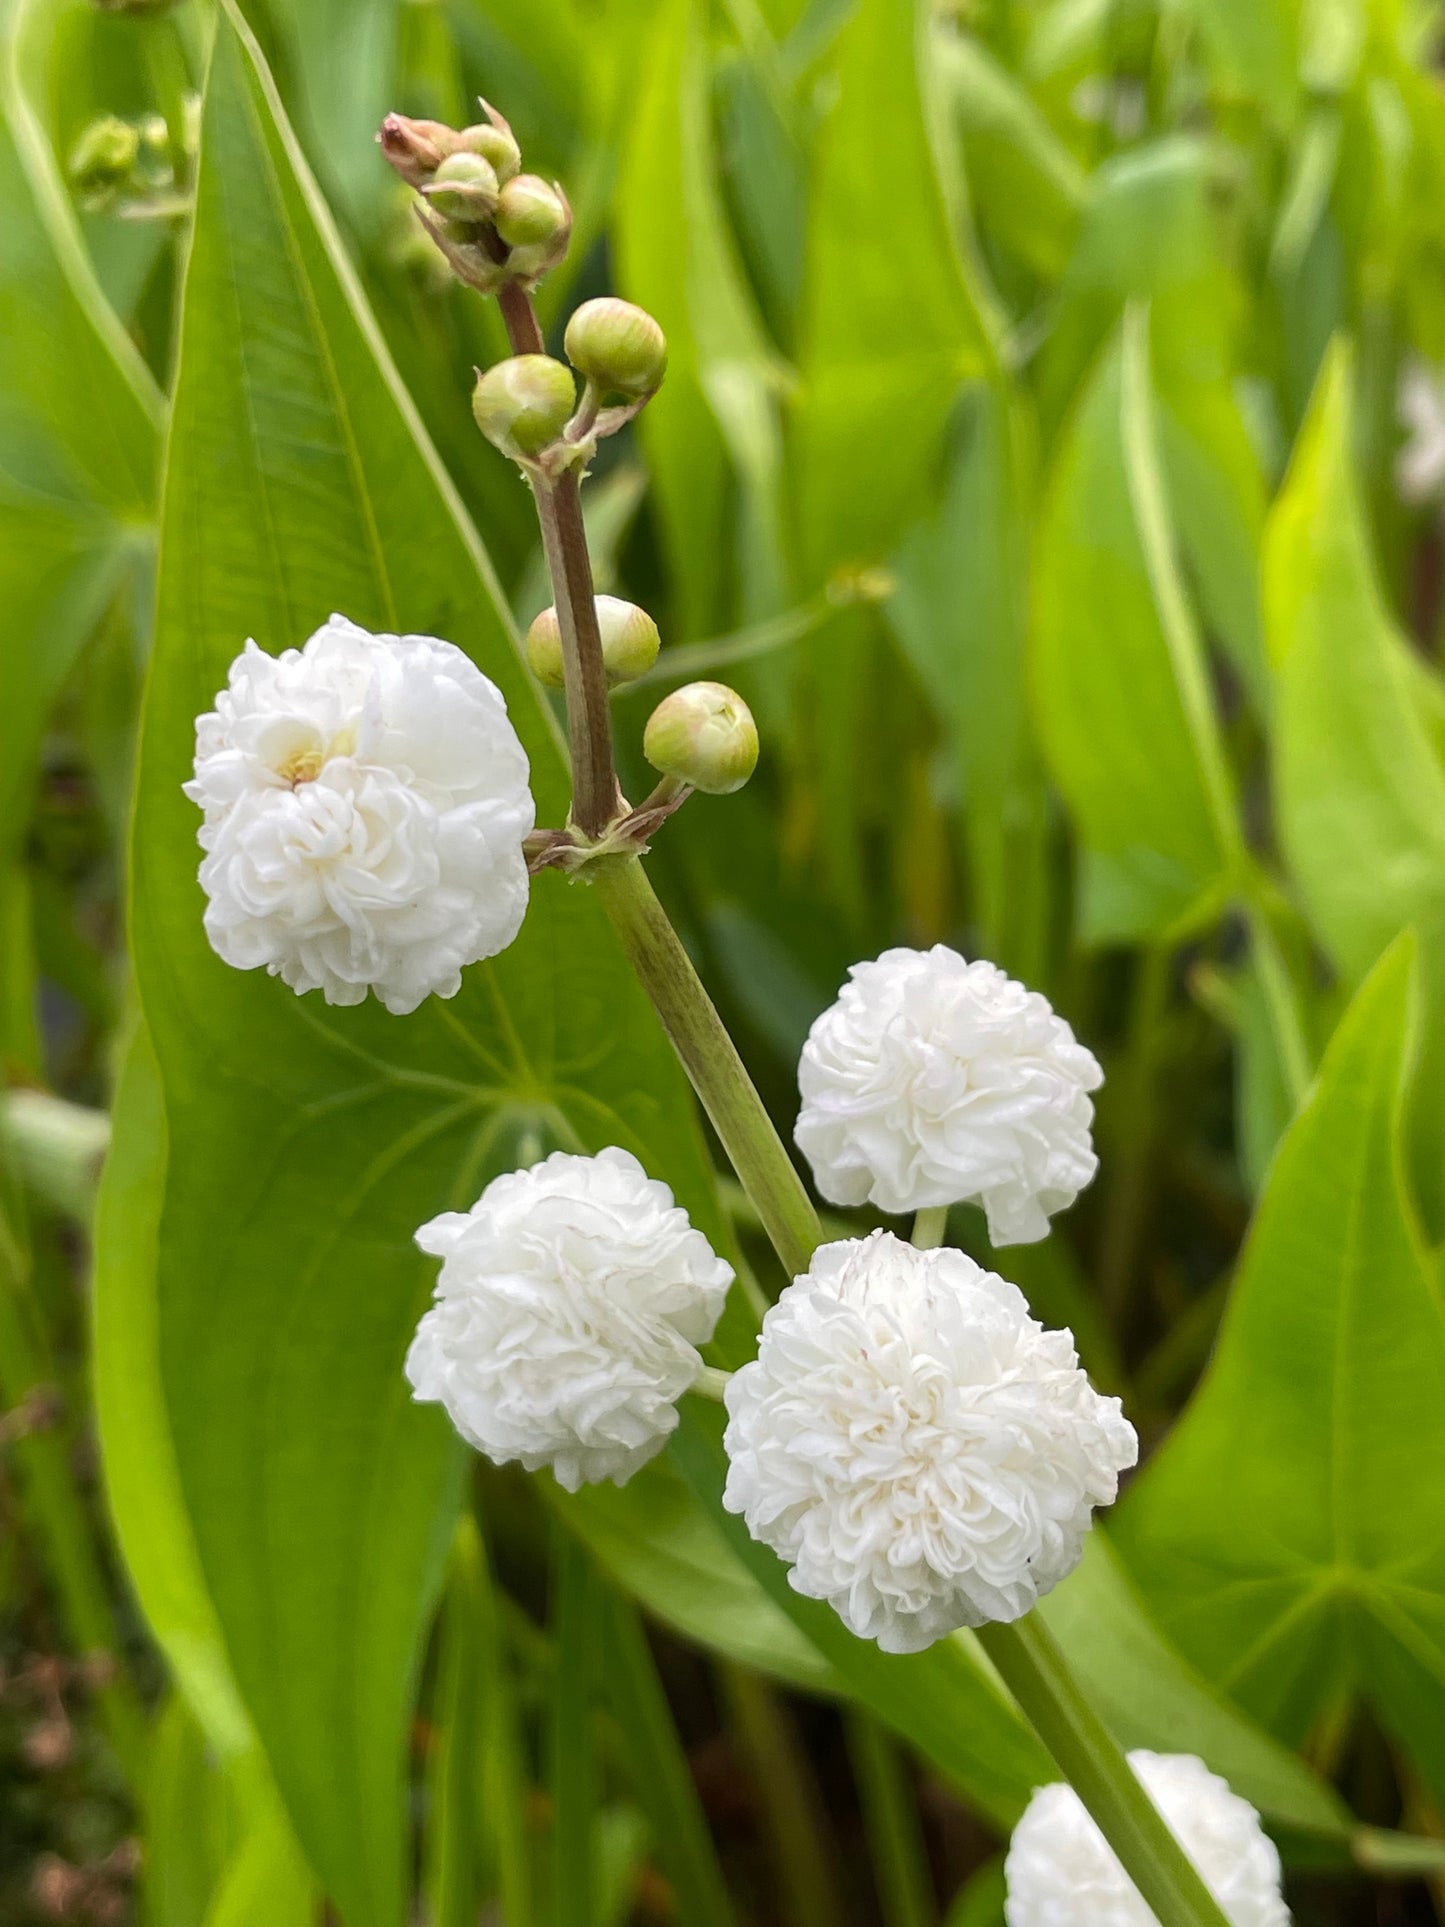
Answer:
xmin=527 ymin=597 xmax=661 ymax=689
xmin=68 ymin=115 xmax=139 ymax=192
xmin=458 ymin=120 xmax=521 ymax=185
xmin=643 ymin=682 xmax=758 ymax=795
xmin=472 ymin=356 xmax=576 ymax=457
xmin=377 ymin=112 xmax=456 ymax=188
xmin=422 ymin=151 xmax=499 ymax=222
xmin=525 ymin=608 xmax=566 ymax=688
xmin=564 ymin=298 xmax=667 ymax=398
xmin=494 ymin=174 xmax=568 ymax=248
xmin=597 ymin=596 xmax=661 ymax=683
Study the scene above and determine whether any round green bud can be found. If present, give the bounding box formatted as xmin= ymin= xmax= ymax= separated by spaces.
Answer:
xmin=472 ymin=356 xmax=576 ymax=456
xmin=68 ymin=115 xmax=139 ymax=190
xmin=494 ymin=174 xmax=568 ymax=249
xmin=525 ymin=608 xmax=565 ymax=688
xmin=422 ymin=151 xmax=499 ymax=222
xmin=458 ymin=120 xmax=521 ymax=184
xmin=596 ymin=596 xmax=661 ymax=684
xmin=526 ymin=597 xmax=661 ymax=689
xmin=564 ymin=298 xmax=668 ymax=398
xmin=643 ymin=682 xmax=758 ymax=795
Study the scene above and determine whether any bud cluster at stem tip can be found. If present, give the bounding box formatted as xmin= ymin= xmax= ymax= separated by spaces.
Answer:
xmin=378 ymin=104 xmax=568 ymax=292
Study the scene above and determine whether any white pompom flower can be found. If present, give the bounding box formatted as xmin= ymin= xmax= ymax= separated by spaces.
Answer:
xmin=722 ymin=1231 xmax=1135 ymax=1653
xmin=185 ymin=614 xmax=535 ymax=1015
xmin=794 ymin=945 xmax=1103 ymax=1245
xmin=405 ymin=1147 xmax=734 ymax=1491
xmin=1005 ymin=1751 xmax=1291 ymax=1926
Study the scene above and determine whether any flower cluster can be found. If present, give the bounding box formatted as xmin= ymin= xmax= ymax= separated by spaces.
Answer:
xmin=795 ymin=945 xmax=1102 ymax=1245
xmin=1004 ymin=1752 xmax=1291 ymax=1925
xmin=186 ymin=615 xmax=534 ymax=1014
xmin=405 ymin=1148 xmax=733 ymax=1490
xmin=721 ymin=1232 xmax=1136 ymax=1651
xmin=194 ymin=617 xmax=1122 ymax=1661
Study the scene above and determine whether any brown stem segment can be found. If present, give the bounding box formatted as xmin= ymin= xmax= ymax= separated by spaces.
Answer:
xmin=496 ymin=281 xmax=619 ymax=837
xmin=592 ymin=856 xmax=822 ymax=1280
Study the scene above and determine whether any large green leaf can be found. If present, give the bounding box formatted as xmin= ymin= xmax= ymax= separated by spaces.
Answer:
xmin=791 ymin=0 xmax=996 ymax=584
xmin=1264 ymin=341 xmax=1445 ymax=1223
xmin=0 ymin=0 xmax=161 ymax=850
xmin=616 ymin=0 xmax=785 ymax=634
xmin=122 ymin=11 xmax=730 ymax=1921
xmin=1036 ymin=139 xmax=1267 ymax=694
xmin=1030 ymin=315 xmax=1233 ymax=942
xmin=1116 ymin=937 xmax=1445 ymax=1804
xmin=548 ymin=1449 xmax=836 ymax=1694
xmin=1038 ymin=1535 xmax=1347 ymax=1843
xmin=888 ymin=382 xmax=1049 ymax=980
xmin=933 ymin=28 xmax=1087 ymax=282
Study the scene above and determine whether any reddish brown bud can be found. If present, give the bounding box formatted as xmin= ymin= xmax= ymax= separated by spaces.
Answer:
xmin=377 ymin=113 xmax=455 ymax=188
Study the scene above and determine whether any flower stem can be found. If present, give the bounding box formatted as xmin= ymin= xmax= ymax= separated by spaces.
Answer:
xmin=910 ymin=1206 xmax=948 ymax=1250
xmin=496 ymin=281 xmax=618 ymax=838
xmin=590 ymin=856 xmax=821 ymax=1281
xmin=691 ymin=1364 xmax=732 ymax=1402
xmin=975 ymin=1615 xmax=1234 ymax=1927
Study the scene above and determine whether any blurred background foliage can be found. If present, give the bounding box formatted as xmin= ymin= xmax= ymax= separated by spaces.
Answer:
xmin=7 ymin=0 xmax=1445 ymax=1919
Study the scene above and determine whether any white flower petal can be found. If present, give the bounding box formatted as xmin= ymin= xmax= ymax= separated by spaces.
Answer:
xmin=1005 ymin=1751 xmax=1291 ymax=1926
xmin=186 ymin=615 xmax=535 ymax=1012
xmin=794 ymin=946 xmax=1102 ymax=1244
xmin=406 ymin=1147 xmax=735 ymax=1490
xmin=722 ymin=1231 xmax=1135 ymax=1652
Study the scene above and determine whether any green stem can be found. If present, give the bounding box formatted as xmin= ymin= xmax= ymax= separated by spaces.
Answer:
xmin=910 ymin=1206 xmax=948 ymax=1250
xmin=1353 ymin=1826 xmax=1445 ymax=1876
xmin=1241 ymin=895 xmax=1311 ymax=1108
xmin=722 ymin=1664 xmax=845 ymax=1927
xmin=847 ymin=1713 xmax=936 ymax=1927
xmin=975 ymin=1616 xmax=1233 ymax=1927
xmin=591 ymin=856 xmax=821 ymax=1280
xmin=496 ymin=279 xmax=618 ymax=839
xmin=550 ymin=1536 xmax=598 ymax=1927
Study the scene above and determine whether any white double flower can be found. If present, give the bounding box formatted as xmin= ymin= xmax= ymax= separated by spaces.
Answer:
xmin=722 ymin=1231 xmax=1136 ymax=1652
xmin=187 ymin=615 xmax=535 ymax=1013
xmin=1005 ymin=1751 xmax=1291 ymax=1925
xmin=795 ymin=945 xmax=1102 ymax=1245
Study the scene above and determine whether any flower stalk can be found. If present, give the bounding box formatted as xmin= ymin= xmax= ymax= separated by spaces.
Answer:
xmin=590 ymin=856 xmax=821 ymax=1281
xmin=976 ymin=1615 xmax=1234 ymax=1927
xmin=494 ymin=280 xmax=618 ymax=838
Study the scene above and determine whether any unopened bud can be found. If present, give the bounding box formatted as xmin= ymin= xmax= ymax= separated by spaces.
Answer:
xmin=565 ymin=298 xmax=667 ymax=398
xmin=472 ymin=356 xmax=576 ymax=457
xmin=495 ymin=174 xmax=568 ymax=248
xmin=458 ymin=119 xmax=521 ymax=184
xmin=68 ymin=115 xmax=138 ymax=192
xmin=527 ymin=597 xmax=661 ymax=689
xmin=378 ymin=112 xmax=455 ymax=188
xmin=422 ymin=151 xmax=499 ymax=222
xmin=644 ymin=682 xmax=757 ymax=795
xmin=525 ymin=609 xmax=566 ymax=688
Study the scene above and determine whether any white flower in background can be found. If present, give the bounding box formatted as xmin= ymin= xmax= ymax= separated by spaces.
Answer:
xmin=794 ymin=946 xmax=1103 ymax=1245
xmin=1005 ymin=1751 xmax=1291 ymax=1926
xmin=406 ymin=1147 xmax=734 ymax=1491
xmin=186 ymin=614 xmax=534 ymax=1015
xmin=1397 ymin=357 xmax=1445 ymax=505
xmin=721 ymin=1231 xmax=1135 ymax=1653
